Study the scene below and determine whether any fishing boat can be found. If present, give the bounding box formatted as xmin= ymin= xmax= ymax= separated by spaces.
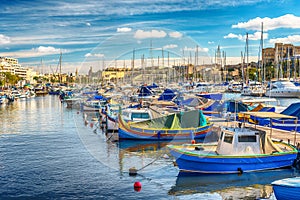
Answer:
xmin=81 ymin=95 xmax=107 ymax=112
xmin=118 ymin=109 xmax=211 ymax=140
xmin=167 ymin=126 xmax=298 ymax=173
xmin=103 ymin=105 xmax=156 ymax=131
xmin=272 ymin=177 xmax=300 ymax=200
xmin=243 ymin=104 xmax=300 ymax=131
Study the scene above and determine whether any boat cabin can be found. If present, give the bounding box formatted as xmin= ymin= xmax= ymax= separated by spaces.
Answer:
xmin=122 ymin=108 xmax=153 ymax=122
xmin=216 ymin=127 xmax=281 ymax=155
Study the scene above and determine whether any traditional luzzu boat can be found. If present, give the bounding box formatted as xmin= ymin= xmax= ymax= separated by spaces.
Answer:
xmin=102 ymin=105 xmax=156 ymax=132
xmin=118 ymin=109 xmax=212 ymax=140
xmin=272 ymin=177 xmax=300 ymax=200
xmin=167 ymin=126 xmax=298 ymax=173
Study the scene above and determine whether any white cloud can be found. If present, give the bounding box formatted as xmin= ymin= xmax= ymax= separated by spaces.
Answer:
xmin=232 ymin=14 xmax=300 ymax=31
xmin=86 ymin=22 xmax=91 ymax=26
xmin=85 ymin=53 xmax=104 ymax=57
xmin=0 ymin=34 xmax=11 ymax=44
xmin=183 ymin=46 xmax=209 ymax=53
xmin=224 ymin=32 xmax=268 ymax=41
xmin=85 ymin=53 xmax=92 ymax=57
xmin=134 ymin=29 xmax=167 ymax=39
xmin=208 ymin=41 xmax=215 ymax=44
xmin=248 ymin=32 xmax=268 ymax=40
xmin=163 ymin=44 xmax=178 ymax=49
xmin=269 ymin=35 xmax=300 ymax=44
xmin=37 ymin=46 xmax=61 ymax=54
xmin=169 ymin=31 xmax=182 ymax=38
xmin=0 ymin=46 xmax=66 ymax=58
xmin=224 ymin=33 xmax=244 ymax=40
xmin=117 ymin=27 xmax=132 ymax=32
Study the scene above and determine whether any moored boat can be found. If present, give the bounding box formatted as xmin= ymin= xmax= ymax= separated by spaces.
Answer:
xmin=272 ymin=177 xmax=300 ymax=200
xmin=168 ymin=126 xmax=298 ymax=173
xmin=265 ymin=80 xmax=300 ymax=98
xmin=118 ymin=109 xmax=211 ymax=140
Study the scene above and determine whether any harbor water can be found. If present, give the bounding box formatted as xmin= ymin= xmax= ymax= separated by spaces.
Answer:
xmin=0 ymin=95 xmax=299 ymax=199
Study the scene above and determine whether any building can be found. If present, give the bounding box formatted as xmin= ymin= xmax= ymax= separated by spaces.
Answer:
xmin=0 ymin=56 xmax=29 ymax=80
xmin=102 ymin=67 xmax=126 ymax=82
xmin=263 ymin=43 xmax=300 ymax=64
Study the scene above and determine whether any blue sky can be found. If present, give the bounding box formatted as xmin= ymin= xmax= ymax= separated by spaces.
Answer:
xmin=1 ymin=0 xmax=300 ymax=74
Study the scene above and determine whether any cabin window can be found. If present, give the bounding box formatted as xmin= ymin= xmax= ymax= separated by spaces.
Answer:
xmin=131 ymin=113 xmax=150 ymax=120
xmin=220 ymin=131 xmax=224 ymax=141
xmin=238 ymin=135 xmax=257 ymax=142
xmin=223 ymin=133 xmax=233 ymax=144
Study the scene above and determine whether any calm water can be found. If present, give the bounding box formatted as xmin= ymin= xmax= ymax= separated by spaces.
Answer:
xmin=0 ymin=95 xmax=299 ymax=199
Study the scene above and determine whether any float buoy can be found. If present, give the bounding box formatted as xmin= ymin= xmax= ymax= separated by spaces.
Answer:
xmin=134 ymin=182 xmax=142 ymax=192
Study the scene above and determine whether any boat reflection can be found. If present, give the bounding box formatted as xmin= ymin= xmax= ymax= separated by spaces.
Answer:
xmin=169 ymin=169 xmax=299 ymax=199
xmin=117 ymin=140 xmax=183 ymax=173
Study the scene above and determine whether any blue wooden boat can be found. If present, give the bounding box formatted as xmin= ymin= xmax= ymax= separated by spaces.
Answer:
xmin=272 ymin=177 xmax=300 ymax=200
xmin=246 ymin=102 xmax=300 ymax=131
xmin=118 ymin=110 xmax=212 ymax=140
xmin=168 ymin=126 xmax=298 ymax=173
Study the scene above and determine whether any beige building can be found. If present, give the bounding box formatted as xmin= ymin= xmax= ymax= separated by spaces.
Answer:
xmin=0 ymin=56 xmax=30 ymax=80
xmin=102 ymin=68 xmax=126 ymax=82
xmin=263 ymin=43 xmax=300 ymax=64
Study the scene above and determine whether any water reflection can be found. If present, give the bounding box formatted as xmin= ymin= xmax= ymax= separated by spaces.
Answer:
xmin=73 ymin=104 xmax=300 ymax=199
xmin=169 ymin=169 xmax=299 ymax=199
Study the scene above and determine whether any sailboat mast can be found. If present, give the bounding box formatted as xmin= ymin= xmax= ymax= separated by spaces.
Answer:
xmin=246 ymin=33 xmax=249 ymax=84
xmin=59 ymin=52 xmax=62 ymax=84
xmin=241 ymin=51 xmax=245 ymax=83
xmin=261 ymin=22 xmax=265 ymax=82
xmin=287 ymin=46 xmax=290 ymax=80
xmin=131 ymin=49 xmax=135 ymax=85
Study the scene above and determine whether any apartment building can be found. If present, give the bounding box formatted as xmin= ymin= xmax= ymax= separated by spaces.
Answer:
xmin=0 ymin=56 xmax=30 ymax=80
xmin=262 ymin=43 xmax=300 ymax=64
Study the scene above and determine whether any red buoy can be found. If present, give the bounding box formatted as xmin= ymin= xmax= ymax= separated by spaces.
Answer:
xmin=134 ymin=182 xmax=142 ymax=192
xmin=191 ymin=140 xmax=196 ymax=144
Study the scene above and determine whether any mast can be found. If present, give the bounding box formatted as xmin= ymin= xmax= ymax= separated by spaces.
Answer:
xmin=261 ymin=22 xmax=265 ymax=82
xmin=246 ymin=33 xmax=249 ymax=84
xmin=141 ymin=54 xmax=145 ymax=84
xmin=59 ymin=52 xmax=62 ymax=84
xmin=241 ymin=51 xmax=245 ymax=83
xmin=293 ymin=47 xmax=296 ymax=80
xmin=280 ymin=45 xmax=283 ymax=79
xmin=275 ymin=44 xmax=279 ymax=80
xmin=196 ymin=45 xmax=199 ymax=81
xmin=131 ymin=49 xmax=135 ymax=85
xmin=287 ymin=46 xmax=290 ymax=80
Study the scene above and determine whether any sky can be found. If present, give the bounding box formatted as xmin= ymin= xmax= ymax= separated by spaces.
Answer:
xmin=1 ymin=0 xmax=300 ymax=74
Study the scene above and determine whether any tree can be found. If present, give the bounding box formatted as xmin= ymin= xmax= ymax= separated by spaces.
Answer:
xmin=3 ymin=72 xmax=20 ymax=86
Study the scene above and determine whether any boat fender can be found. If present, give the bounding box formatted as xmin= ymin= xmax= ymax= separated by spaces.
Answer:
xmin=157 ymin=131 xmax=161 ymax=139
xmin=237 ymin=167 xmax=243 ymax=174
xmin=129 ymin=167 xmax=138 ymax=176
xmin=195 ymin=146 xmax=204 ymax=151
